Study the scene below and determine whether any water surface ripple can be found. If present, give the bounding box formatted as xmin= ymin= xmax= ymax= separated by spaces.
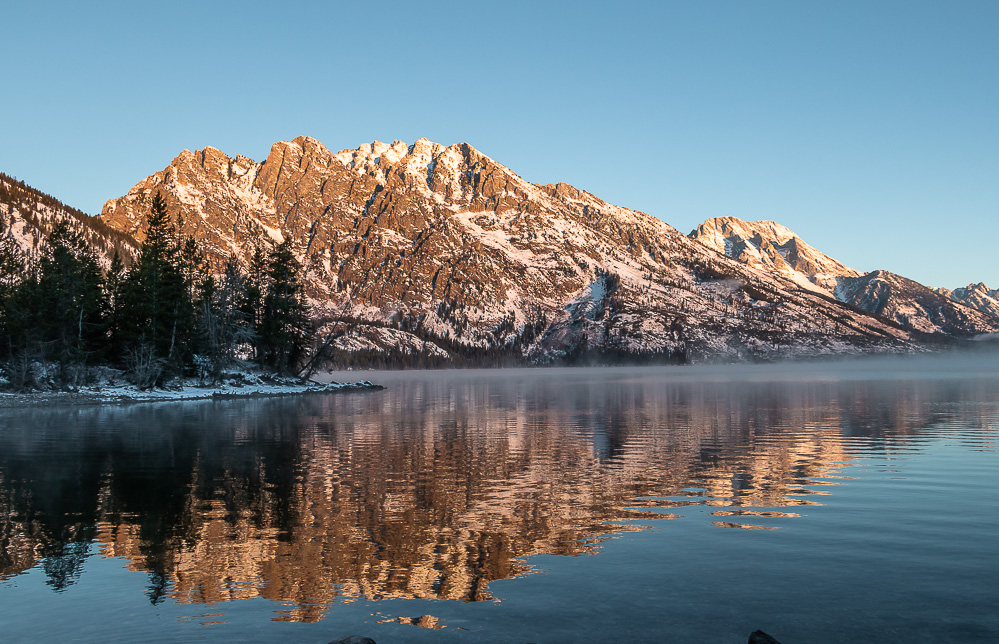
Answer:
xmin=1 ymin=356 xmax=997 ymax=642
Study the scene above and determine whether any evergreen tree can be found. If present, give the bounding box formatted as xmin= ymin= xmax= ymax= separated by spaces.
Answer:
xmin=2 ymin=263 xmax=40 ymax=377
xmin=241 ymin=243 xmax=266 ymax=333
xmin=33 ymin=223 xmax=108 ymax=368
xmin=118 ymin=192 xmax=193 ymax=382
xmin=0 ymin=235 xmax=28 ymax=359
xmin=0 ymin=235 xmax=24 ymax=299
xmin=258 ymin=239 xmax=308 ymax=374
xmin=173 ymin=232 xmax=201 ymax=365
xmin=0 ymin=225 xmax=106 ymax=386
xmin=104 ymin=249 xmax=126 ymax=349
xmin=194 ymin=255 xmax=253 ymax=383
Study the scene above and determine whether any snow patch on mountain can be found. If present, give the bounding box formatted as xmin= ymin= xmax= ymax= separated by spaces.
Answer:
xmin=690 ymin=217 xmax=860 ymax=294
xmin=97 ymin=137 xmax=955 ymax=364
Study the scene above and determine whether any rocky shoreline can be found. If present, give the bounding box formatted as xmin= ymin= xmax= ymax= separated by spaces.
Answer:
xmin=0 ymin=378 xmax=383 ymax=408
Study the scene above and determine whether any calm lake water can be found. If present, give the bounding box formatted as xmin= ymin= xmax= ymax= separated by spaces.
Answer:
xmin=1 ymin=355 xmax=997 ymax=643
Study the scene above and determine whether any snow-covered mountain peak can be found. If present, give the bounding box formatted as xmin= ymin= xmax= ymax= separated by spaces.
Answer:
xmin=691 ymin=216 xmax=999 ymax=336
xmin=324 ymin=137 xmax=550 ymax=208
xmin=92 ymin=135 xmax=999 ymax=363
xmin=690 ymin=216 xmax=860 ymax=293
xmin=333 ymin=138 xmax=438 ymax=181
xmin=943 ymin=282 xmax=999 ymax=318
xmin=696 ymin=217 xmax=798 ymax=245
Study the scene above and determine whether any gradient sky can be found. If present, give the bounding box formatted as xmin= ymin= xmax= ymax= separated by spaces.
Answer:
xmin=2 ymin=1 xmax=996 ymax=289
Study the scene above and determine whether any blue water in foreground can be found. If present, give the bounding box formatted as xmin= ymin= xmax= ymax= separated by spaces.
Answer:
xmin=1 ymin=355 xmax=997 ymax=643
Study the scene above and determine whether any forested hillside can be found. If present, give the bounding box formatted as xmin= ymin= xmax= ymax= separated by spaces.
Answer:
xmin=1 ymin=192 xmax=310 ymax=390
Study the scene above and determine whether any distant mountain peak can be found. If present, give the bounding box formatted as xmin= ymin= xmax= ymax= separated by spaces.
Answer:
xmin=943 ymin=282 xmax=999 ymax=319
xmin=690 ymin=216 xmax=999 ymax=336
xmin=690 ymin=216 xmax=860 ymax=293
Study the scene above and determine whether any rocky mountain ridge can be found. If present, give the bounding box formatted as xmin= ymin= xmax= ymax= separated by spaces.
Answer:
xmin=690 ymin=216 xmax=861 ymax=294
xmin=0 ymin=172 xmax=138 ymax=273
xmin=936 ymin=282 xmax=999 ymax=319
xmin=689 ymin=217 xmax=999 ymax=337
xmin=95 ymin=136 xmax=926 ymax=363
xmin=8 ymin=136 xmax=995 ymax=366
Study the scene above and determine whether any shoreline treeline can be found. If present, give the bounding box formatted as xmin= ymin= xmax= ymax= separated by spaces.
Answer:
xmin=0 ymin=192 xmax=307 ymax=389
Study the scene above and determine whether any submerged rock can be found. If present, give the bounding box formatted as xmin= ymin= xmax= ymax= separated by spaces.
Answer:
xmin=328 ymin=637 xmax=376 ymax=644
xmin=748 ymin=630 xmax=782 ymax=644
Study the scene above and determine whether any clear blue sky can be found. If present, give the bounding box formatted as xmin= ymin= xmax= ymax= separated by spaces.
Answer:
xmin=2 ymin=1 xmax=996 ymax=289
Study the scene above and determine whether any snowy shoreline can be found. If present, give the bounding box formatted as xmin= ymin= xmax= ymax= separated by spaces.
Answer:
xmin=0 ymin=378 xmax=384 ymax=409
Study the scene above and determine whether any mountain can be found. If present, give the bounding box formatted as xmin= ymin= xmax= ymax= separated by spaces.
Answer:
xmin=837 ymin=271 xmax=998 ymax=336
xmin=690 ymin=217 xmax=860 ymax=294
xmin=936 ymin=283 xmax=999 ymax=319
xmin=690 ymin=217 xmax=999 ymax=337
xmin=0 ymin=172 xmax=138 ymax=272
xmin=96 ymin=137 xmax=917 ymax=364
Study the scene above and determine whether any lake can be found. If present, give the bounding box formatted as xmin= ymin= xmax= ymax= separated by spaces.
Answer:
xmin=1 ymin=355 xmax=997 ymax=643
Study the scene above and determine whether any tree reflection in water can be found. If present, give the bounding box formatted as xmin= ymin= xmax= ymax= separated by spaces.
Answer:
xmin=1 ymin=369 xmax=994 ymax=621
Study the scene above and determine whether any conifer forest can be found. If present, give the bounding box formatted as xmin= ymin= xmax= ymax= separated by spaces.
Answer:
xmin=0 ymin=193 xmax=309 ymax=389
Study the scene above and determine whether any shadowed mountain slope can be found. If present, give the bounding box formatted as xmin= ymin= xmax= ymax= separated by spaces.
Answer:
xmin=1 ymin=172 xmax=138 ymax=272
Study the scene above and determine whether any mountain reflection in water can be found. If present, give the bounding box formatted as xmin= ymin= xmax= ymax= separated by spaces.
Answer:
xmin=1 ymin=364 xmax=996 ymax=624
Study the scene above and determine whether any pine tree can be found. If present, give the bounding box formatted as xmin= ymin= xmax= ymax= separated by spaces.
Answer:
xmin=194 ymin=255 xmax=253 ymax=382
xmin=104 ymin=249 xmax=126 ymax=349
xmin=242 ymin=243 xmax=266 ymax=333
xmin=258 ymin=239 xmax=308 ymax=374
xmin=0 ymin=235 xmax=28 ymax=359
xmin=118 ymin=192 xmax=193 ymax=383
xmin=1 ymin=262 xmax=40 ymax=379
xmin=0 ymin=234 xmax=24 ymax=299
xmin=33 ymin=223 xmax=108 ymax=369
xmin=0 ymin=225 xmax=106 ymax=386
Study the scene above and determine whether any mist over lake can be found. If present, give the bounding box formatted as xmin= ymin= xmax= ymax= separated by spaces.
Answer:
xmin=2 ymin=354 xmax=997 ymax=643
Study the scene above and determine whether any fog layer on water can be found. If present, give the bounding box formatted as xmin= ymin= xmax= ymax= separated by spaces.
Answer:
xmin=323 ymin=349 xmax=999 ymax=387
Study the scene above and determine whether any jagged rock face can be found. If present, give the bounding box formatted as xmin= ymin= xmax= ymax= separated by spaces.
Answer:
xmin=937 ymin=283 xmax=999 ymax=319
xmin=0 ymin=173 xmax=138 ymax=271
xmin=689 ymin=217 xmax=860 ymax=293
xmin=837 ymin=271 xmax=999 ymax=336
xmin=100 ymin=137 xmax=917 ymax=362
xmin=691 ymin=216 xmax=999 ymax=337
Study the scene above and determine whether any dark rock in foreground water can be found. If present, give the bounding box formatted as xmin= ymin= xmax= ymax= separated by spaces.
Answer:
xmin=328 ymin=636 xmax=376 ymax=644
xmin=749 ymin=629 xmax=782 ymax=644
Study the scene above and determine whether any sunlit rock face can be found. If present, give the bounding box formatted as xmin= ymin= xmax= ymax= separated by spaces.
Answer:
xmin=691 ymin=216 xmax=999 ymax=337
xmin=690 ymin=216 xmax=861 ymax=294
xmin=98 ymin=138 xmax=915 ymax=362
